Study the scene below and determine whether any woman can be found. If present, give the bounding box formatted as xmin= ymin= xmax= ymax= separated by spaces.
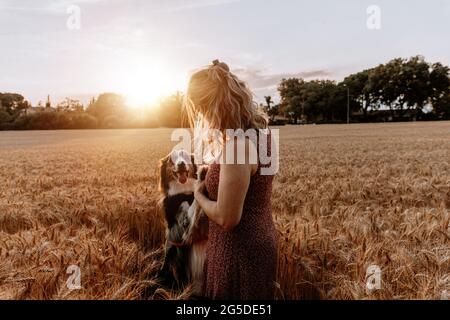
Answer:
xmin=184 ymin=60 xmax=277 ymax=300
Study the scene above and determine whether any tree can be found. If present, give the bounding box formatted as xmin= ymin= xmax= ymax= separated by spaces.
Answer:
xmin=88 ymin=97 xmax=96 ymax=109
xmin=15 ymin=100 xmax=31 ymax=115
xmin=0 ymin=108 xmax=14 ymax=129
xmin=57 ymin=98 xmax=84 ymax=112
xmin=301 ymin=81 xmax=322 ymax=122
xmin=433 ymin=92 xmax=450 ymax=119
xmin=157 ymin=91 xmax=184 ymax=127
xmin=400 ymin=56 xmax=432 ymax=117
xmin=429 ymin=62 xmax=450 ymax=117
xmin=278 ymin=78 xmax=305 ymax=123
xmin=300 ymin=80 xmax=349 ymax=123
xmin=343 ymin=69 xmax=379 ymax=120
xmin=264 ymin=96 xmax=273 ymax=109
xmin=367 ymin=56 xmax=448 ymax=120
xmin=322 ymin=81 xmax=351 ymax=122
xmin=370 ymin=61 xmax=401 ymax=118
xmin=267 ymin=104 xmax=279 ymax=122
xmin=69 ymin=113 xmax=98 ymax=129
xmin=279 ymin=78 xmax=355 ymax=123
xmin=0 ymin=93 xmax=30 ymax=124
xmin=264 ymin=96 xmax=279 ymax=121
xmin=0 ymin=93 xmax=29 ymax=114
xmin=87 ymin=93 xmax=127 ymax=127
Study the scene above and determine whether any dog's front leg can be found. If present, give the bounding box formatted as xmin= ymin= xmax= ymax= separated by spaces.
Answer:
xmin=182 ymin=201 xmax=199 ymax=245
xmin=158 ymin=242 xmax=176 ymax=285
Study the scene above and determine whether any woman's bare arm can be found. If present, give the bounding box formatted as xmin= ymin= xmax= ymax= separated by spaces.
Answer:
xmin=194 ymin=138 xmax=258 ymax=231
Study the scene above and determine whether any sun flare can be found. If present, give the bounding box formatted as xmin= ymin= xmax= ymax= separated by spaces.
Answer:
xmin=111 ymin=58 xmax=186 ymax=110
xmin=124 ymin=77 xmax=164 ymax=109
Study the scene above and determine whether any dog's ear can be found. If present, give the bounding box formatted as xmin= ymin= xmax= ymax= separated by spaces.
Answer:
xmin=158 ymin=155 xmax=169 ymax=195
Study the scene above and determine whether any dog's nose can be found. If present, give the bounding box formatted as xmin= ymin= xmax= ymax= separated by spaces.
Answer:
xmin=176 ymin=161 xmax=186 ymax=171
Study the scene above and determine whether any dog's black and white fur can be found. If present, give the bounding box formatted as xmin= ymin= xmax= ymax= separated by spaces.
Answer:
xmin=157 ymin=150 xmax=208 ymax=295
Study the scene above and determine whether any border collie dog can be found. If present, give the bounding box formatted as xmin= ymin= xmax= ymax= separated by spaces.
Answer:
xmin=157 ymin=149 xmax=208 ymax=295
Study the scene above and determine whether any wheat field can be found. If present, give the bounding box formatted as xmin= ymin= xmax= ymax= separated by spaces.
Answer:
xmin=0 ymin=122 xmax=449 ymax=300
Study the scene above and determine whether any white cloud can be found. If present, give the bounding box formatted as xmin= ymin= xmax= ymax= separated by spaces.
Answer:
xmin=235 ymin=68 xmax=331 ymax=90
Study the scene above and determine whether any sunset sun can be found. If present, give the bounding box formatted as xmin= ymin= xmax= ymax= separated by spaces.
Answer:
xmin=113 ymin=59 xmax=184 ymax=109
xmin=124 ymin=76 xmax=164 ymax=109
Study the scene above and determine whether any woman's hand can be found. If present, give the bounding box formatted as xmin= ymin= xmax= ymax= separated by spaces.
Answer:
xmin=193 ymin=163 xmax=252 ymax=231
xmin=194 ymin=180 xmax=206 ymax=199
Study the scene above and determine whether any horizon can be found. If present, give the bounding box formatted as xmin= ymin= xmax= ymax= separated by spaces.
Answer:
xmin=1 ymin=0 xmax=450 ymax=106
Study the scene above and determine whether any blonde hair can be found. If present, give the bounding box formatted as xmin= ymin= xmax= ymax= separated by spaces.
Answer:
xmin=184 ymin=60 xmax=268 ymax=132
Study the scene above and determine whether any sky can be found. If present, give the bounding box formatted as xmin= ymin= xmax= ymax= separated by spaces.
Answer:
xmin=0 ymin=0 xmax=449 ymax=106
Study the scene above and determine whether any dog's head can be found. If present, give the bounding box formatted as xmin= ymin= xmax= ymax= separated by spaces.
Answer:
xmin=158 ymin=149 xmax=197 ymax=196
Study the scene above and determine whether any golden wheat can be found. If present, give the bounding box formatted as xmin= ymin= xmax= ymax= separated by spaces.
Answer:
xmin=0 ymin=123 xmax=449 ymax=300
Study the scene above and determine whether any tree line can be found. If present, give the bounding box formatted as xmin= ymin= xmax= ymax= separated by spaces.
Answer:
xmin=0 ymin=92 xmax=184 ymax=130
xmin=265 ymin=55 xmax=450 ymax=124
xmin=1 ymin=55 xmax=450 ymax=130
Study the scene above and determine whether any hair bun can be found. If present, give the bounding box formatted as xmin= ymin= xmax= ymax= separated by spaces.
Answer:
xmin=212 ymin=59 xmax=230 ymax=72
